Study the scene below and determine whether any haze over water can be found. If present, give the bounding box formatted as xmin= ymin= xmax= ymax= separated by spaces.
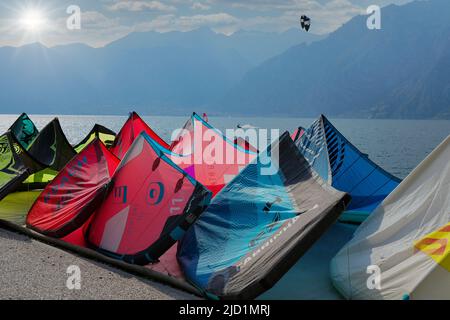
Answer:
xmin=1 ymin=114 xmax=449 ymax=179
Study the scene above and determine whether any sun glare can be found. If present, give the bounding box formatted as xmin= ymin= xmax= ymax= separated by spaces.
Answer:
xmin=19 ymin=9 xmax=47 ymax=32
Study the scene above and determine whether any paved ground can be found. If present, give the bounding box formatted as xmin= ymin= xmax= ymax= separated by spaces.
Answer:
xmin=0 ymin=228 xmax=197 ymax=300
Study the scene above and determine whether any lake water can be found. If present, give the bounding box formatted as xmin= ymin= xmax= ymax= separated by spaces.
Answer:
xmin=2 ymin=114 xmax=449 ymax=179
xmin=1 ymin=114 xmax=449 ymax=299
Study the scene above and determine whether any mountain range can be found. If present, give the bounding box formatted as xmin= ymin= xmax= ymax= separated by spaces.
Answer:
xmin=221 ymin=0 xmax=450 ymax=119
xmin=0 ymin=28 xmax=318 ymax=115
xmin=0 ymin=0 xmax=449 ymax=119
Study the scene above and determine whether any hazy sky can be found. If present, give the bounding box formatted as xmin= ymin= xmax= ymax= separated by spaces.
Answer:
xmin=0 ymin=0 xmax=414 ymax=47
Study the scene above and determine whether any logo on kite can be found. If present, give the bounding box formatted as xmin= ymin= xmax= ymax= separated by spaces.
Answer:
xmin=0 ymin=137 xmax=13 ymax=170
xmin=249 ymin=230 xmax=266 ymax=248
xmin=263 ymin=197 xmax=282 ymax=214
xmin=20 ymin=119 xmax=38 ymax=146
xmin=113 ymin=185 xmax=128 ymax=204
xmin=104 ymin=139 xmax=114 ymax=148
xmin=0 ymin=142 xmax=9 ymax=154
xmin=265 ymin=212 xmax=281 ymax=233
xmin=66 ymin=156 xmax=88 ymax=178
xmin=146 ymin=182 xmax=165 ymax=206
xmin=300 ymin=15 xmax=311 ymax=32
xmin=248 ymin=201 xmax=284 ymax=248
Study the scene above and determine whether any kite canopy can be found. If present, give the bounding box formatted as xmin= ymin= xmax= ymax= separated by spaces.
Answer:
xmin=74 ymin=124 xmax=116 ymax=153
xmin=0 ymin=114 xmax=42 ymax=200
xmin=294 ymin=115 xmax=401 ymax=223
xmin=330 ymin=135 xmax=450 ymax=300
xmin=169 ymin=113 xmax=196 ymax=152
xmin=19 ymin=118 xmax=77 ymax=191
xmin=27 ymin=118 xmax=77 ymax=172
xmin=88 ymin=132 xmax=211 ymax=265
xmin=170 ymin=113 xmax=257 ymax=196
xmin=178 ymin=132 xmax=351 ymax=299
xmin=27 ymin=139 xmax=119 ymax=238
xmin=291 ymin=127 xmax=305 ymax=142
xmin=9 ymin=113 xmax=39 ymax=149
xmin=0 ymin=131 xmax=43 ymax=201
xmin=0 ymin=191 xmax=41 ymax=225
xmin=111 ymin=112 xmax=169 ymax=159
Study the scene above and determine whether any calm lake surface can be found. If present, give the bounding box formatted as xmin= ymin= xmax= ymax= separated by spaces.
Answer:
xmin=1 ymin=114 xmax=449 ymax=299
xmin=1 ymin=114 xmax=448 ymax=178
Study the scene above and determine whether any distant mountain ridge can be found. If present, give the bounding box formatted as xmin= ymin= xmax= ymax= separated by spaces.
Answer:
xmin=220 ymin=0 xmax=450 ymax=119
xmin=0 ymin=28 xmax=319 ymax=115
xmin=221 ymin=0 xmax=450 ymax=118
xmin=106 ymin=27 xmax=320 ymax=66
xmin=1 ymin=0 xmax=449 ymax=119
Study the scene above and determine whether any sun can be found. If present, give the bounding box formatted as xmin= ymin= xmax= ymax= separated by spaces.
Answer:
xmin=19 ymin=9 xmax=47 ymax=32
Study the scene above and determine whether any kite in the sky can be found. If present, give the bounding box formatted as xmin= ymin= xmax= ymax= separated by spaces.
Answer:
xmin=300 ymin=15 xmax=311 ymax=32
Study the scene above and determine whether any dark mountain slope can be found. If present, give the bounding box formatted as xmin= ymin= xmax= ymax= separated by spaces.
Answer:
xmin=221 ymin=0 xmax=450 ymax=119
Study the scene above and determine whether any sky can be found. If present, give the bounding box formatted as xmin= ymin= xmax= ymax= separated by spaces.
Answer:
xmin=0 ymin=0 xmax=414 ymax=47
